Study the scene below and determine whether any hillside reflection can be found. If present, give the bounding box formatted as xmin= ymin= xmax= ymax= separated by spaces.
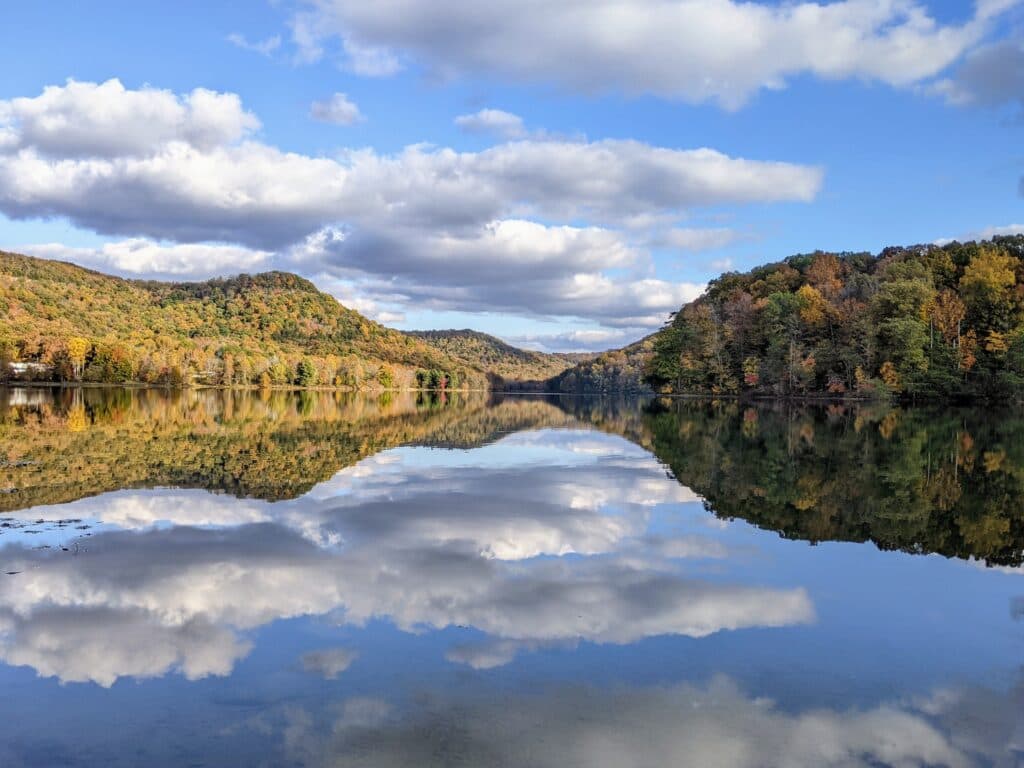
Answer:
xmin=2 ymin=389 xmax=1024 ymax=565
xmin=642 ymin=399 xmax=1024 ymax=567
xmin=0 ymin=388 xmax=576 ymax=509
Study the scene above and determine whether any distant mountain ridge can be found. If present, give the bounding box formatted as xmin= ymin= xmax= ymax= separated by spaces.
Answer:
xmin=407 ymin=329 xmax=581 ymax=384
xmin=548 ymin=335 xmax=655 ymax=395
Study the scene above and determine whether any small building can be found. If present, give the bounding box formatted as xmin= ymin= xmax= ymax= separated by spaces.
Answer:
xmin=6 ymin=362 xmax=53 ymax=378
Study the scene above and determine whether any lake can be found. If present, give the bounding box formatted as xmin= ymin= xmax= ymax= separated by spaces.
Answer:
xmin=0 ymin=387 xmax=1020 ymax=767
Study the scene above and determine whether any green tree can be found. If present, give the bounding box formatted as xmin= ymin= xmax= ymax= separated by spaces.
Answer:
xmin=296 ymin=358 xmax=318 ymax=387
xmin=377 ymin=364 xmax=395 ymax=389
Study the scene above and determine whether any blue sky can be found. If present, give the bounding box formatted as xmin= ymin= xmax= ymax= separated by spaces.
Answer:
xmin=0 ymin=0 xmax=1022 ymax=350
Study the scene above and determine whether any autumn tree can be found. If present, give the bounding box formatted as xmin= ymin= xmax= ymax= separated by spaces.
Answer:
xmin=960 ymin=247 xmax=1017 ymax=333
xmin=66 ymin=337 xmax=90 ymax=381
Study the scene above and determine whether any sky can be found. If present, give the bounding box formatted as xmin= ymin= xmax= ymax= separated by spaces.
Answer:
xmin=0 ymin=1 xmax=1022 ymax=351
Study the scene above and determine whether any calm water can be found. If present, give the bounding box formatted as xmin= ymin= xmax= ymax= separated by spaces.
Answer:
xmin=0 ymin=388 xmax=1021 ymax=767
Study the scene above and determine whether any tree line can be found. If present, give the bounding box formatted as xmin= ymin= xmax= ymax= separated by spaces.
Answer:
xmin=645 ymin=235 xmax=1024 ymax=401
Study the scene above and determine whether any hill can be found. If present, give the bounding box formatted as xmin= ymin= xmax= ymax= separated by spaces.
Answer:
xmin=549 ymin=335 xmax=655 ymax=394
xmin=407 ymin=329 xmax=577 ymax=384
xmin=645 ymin=235 xmax=1024 ymax=401
xmin=0 ymin=251 xmax=485 ymax=389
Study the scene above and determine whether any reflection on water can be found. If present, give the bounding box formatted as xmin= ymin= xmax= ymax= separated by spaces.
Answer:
xmin=0 ymin=388 xmax=1021 ymax=766
xmin=641 ymin=400 xmax=1024 ymax=566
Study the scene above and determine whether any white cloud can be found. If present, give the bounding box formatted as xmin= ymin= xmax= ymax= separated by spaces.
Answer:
xmin=21 ymin=492 xmax=273 ymax=530
xmin=973 ymin=223 xmax=1024 ymax=239
xmin=290 ymin=0 xmax=1017 ymax=109
xmin=455 ymin=108 xmax=526 ymax=139
xmin=310 ymin=92 xmax=364 ymax=125
xmin=934 ymin=223 xmax=1024 ymax=245
xmin=0 ymin=78 xmax=259 ymax=158
xmin=292 ymin=222 xmax=706 ymax=328
xmin=21 ymin=239 xmax=272 ymax=279
xmin=227 ymin=32 xmax=282 ymax=56
xmin=0 ymin=79 xmax=820 ymax=331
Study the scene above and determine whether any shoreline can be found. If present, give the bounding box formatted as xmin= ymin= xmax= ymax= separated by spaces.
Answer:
xmin=0 ymin=381 xmax=494 ymax=394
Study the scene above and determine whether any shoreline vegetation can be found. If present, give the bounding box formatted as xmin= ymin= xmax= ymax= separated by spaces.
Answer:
xmin=1 ymin=380 xmax=883 ymax=402
xmin=0 ymin=380 xmax=494 ymax=393
xmin=6 ymin=236 xmax=1024 ymax=402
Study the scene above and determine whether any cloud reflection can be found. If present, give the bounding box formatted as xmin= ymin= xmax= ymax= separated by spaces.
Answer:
xmin=0 ymin=430 xmax=813 ymax=685
xmin=275 ymin=676 xmax=1021 ymax=768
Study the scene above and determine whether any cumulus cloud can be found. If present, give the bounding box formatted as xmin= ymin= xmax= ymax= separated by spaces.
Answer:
xmin=19 ymin=491 xmax=273 ymax=530
xmin=227 ymin=33 xmax=282 ymax=56
xmin=289 ymin=0 xmax=1016 ymax=109
xmin=454 ymin=108 xmax=526 ymax=139
xmin=0 ymin=79 xmax=820 ymax=331
xmin=20 ymin=239 xmax=272 ymax=279
xmin=975 ymin=223 xmax=1024 ymax=239
xmin=309 ymin=92 xmax=364 ymax=125
xmin=0 ymin=526 xmax=811 ymax=683
xmin=0 ymin=78 xmax=259 ymax=158
xmin=341 ymin=38 xmax=402 ymax=76
xmin=292 ymin=222 xmax=706 ymax=328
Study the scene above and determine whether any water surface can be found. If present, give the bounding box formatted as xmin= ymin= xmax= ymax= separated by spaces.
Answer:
xmin=0 ymin=388 xmax=1020 ymax=766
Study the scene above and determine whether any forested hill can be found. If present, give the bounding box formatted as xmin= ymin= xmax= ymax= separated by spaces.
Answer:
xmin=0 ymin=251 xmax=486 ymax=389
xmin=549 ymin=335 xmax=655 ymax=394
xmin=407 ymin=329 xmax=579 ymax=384
xmin=645 ymin=235 xmax=1024 ymax=400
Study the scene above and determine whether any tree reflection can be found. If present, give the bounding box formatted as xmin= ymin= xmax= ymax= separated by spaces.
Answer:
xmin=640 ymin=399 xmax=1024 ymax=566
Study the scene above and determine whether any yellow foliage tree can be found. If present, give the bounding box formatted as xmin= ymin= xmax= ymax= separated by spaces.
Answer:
xmin=796 ymin=284 xmax=828 ymax=327
xmin=879 ymin=361 xmax=901 ymax=391
xmin=66 ymin=336 xmax=90 ymax=381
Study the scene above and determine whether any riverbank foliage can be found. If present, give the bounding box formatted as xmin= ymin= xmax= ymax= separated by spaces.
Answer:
xmin=645 ymin=236 xmax=1024 ymax=400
